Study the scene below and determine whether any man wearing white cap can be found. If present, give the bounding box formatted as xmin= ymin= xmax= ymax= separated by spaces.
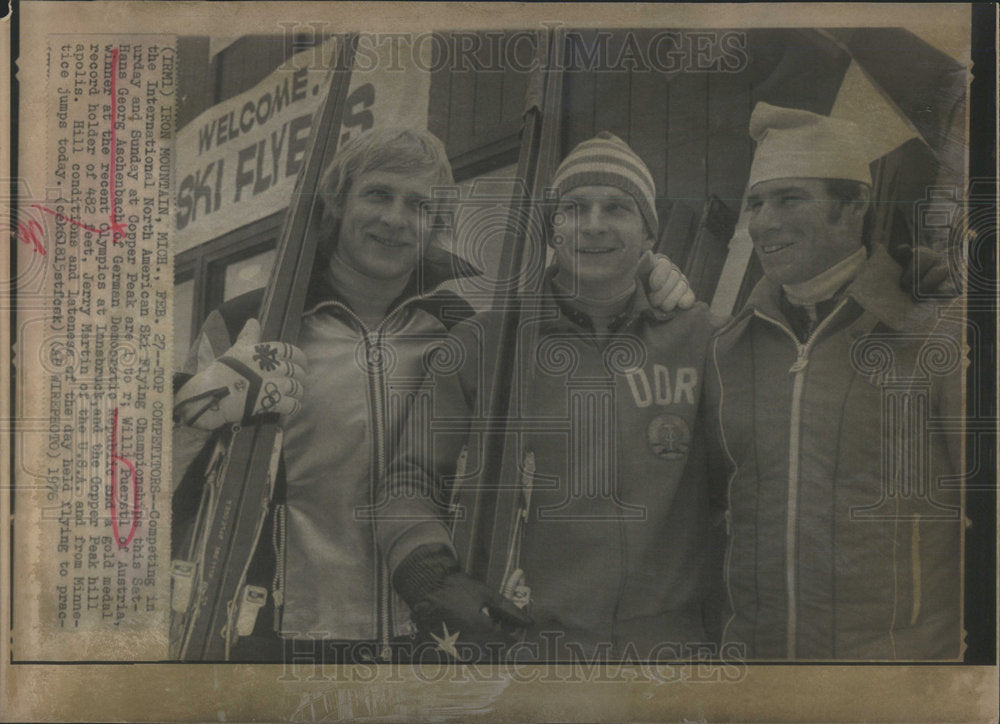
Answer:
xmin=380 ymin=132 xmax=719 ymax=662
xmin=706 ymin=103 xmax=964 ymax=660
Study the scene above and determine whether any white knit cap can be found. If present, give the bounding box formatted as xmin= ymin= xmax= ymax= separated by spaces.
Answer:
xmin=551 ymin=132 xmax=659 ymax=235
xmin=747 ymin=102 xmax=873 ymax=188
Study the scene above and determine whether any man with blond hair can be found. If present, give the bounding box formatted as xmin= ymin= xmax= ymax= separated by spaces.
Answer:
xmin=172 ymin=127 xmax=481 ymax=662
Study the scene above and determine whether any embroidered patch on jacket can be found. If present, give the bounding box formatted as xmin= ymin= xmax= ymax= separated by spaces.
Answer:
xmin=647 ymin=413 xmax=691 ymax=460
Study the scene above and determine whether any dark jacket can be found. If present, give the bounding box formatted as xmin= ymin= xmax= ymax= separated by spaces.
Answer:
xmin=378 ymin=274 xmax=722 ymax=660
xmin=705 ymin=245 xmax=965 ymax=660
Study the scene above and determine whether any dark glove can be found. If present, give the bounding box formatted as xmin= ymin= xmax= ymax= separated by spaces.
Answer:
xmin=897 ymin=245 xmax=957 ymax=299
xmin=394 ymin=544 xmax=533 ymax=661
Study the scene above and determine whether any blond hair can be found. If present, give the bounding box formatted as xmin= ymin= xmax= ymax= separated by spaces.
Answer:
xmin=318 ymin=127 xmax=455 ymax=252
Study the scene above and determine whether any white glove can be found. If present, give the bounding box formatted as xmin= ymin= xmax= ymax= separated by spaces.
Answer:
xmin=174 ymin=319 xmax=307 ymax=430
xmin=642 ymin=251 xmax=696 ymax=311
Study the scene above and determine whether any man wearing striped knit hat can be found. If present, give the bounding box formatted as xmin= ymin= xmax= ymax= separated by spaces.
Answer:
xmin=381 ymin=133 xmax=720 ymax=662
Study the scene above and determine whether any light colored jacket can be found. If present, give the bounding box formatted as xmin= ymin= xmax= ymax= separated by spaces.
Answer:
xmin=171 ymin=251 xmax=477 ymax=649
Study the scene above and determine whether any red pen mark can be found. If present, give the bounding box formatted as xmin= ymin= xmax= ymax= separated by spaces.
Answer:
xmin=15 ymin=218 xmax=46 ymax=255
xmin=31 ymin=204 xmax=108 ymax=234
xmin=109 ymin=407 xmax=139 ymax=548
xmin=20 ymin=203 xmax=124 ymax=253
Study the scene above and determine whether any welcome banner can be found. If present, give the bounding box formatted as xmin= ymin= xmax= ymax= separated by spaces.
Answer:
xmin=174 ymin=36 xmax=432 ymax=252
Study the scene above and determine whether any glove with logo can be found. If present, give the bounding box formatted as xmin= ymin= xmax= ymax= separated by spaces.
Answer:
xmin=394 ymin=544 xmax=533 ymax=662
xmin=173 ymin=319 xmax=308 ymax=430
xmin=641 ymin=251 xmax=696 ymax=311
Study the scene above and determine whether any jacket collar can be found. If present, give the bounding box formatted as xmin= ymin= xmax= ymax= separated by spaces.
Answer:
xmin=304 ymin=245 xmax=481 ymax=315
xmin=842 ymin=245 xmax=914 ymax=331
xmin=740 ymin=244 xmax=912 ymax=332
xmin=544 ymin=266 xmax=671 ymax=333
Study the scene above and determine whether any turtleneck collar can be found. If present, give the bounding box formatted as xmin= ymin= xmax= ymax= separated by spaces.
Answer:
xmin=782 ymin=246 xmax=867 ymax=307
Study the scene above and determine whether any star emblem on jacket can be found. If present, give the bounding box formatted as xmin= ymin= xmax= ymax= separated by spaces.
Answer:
xmin=431 ymin=622 xmax=461 ymax=658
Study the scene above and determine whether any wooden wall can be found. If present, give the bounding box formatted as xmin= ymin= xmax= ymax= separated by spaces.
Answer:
xmin=422 ymin=29 xmax=765 ymax=297
xmin=426 ymin=33 xmax=532 ymax=180
xmin=176 ymin=34 xmax=328 ymax=130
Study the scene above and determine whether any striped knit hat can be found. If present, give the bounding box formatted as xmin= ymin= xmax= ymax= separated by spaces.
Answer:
xmin=551 ymin=132 xmax=659 ymax=236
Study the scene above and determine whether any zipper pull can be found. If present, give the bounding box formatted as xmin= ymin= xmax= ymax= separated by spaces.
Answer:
xmin=789 ymin=346 xmax=809 ymax=374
